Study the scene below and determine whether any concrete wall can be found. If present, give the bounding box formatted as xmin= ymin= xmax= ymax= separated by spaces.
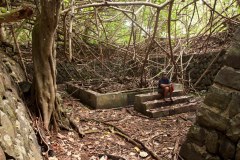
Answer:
xmin=67 ymin=82 xmax=183 ymax=109
xmin=179 ymin=28 xmax=240 ymax=160
xmin=67 ymin=82 xmax=155 ymax=109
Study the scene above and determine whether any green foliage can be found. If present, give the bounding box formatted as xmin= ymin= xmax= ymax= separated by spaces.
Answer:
xmin=0 ymin=7 xmax=7 ymax=13
xmin=78 ymin=0 xmax=239 ymax=45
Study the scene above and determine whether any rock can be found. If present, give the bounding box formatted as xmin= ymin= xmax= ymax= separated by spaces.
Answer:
xmin=206 ymin=155 xmax=221 ymax=160
xmin=180 ymin=142 xmax=208 ymax=160
xmin=205 ymin=130 xmax=219 ymax=154
xmin=235 ymin=141 xmax=240 ymax=160
xmin=196 ymin=104 xmax=230 ymax=132
xmin=214 ymin=66 xmax=240 ymax=91
xmin=187 ymin=125 xmax=206 ymax=146
xmin=225 ymin=41 xmax=240 ymax=69
xmin=0 ymin=56 xmax=42 ymax=160
xmin=228 ymin=93 xmax=240 ymax=117
xmin=0 ymin=111 xmax=16 ymax=138
xmin=49 ymin=157 xmax=58 ymax=160
xmin=219 ymin=136 xmax=235 ymax=160
xmin=227 ymin=113 xmax=240 ymax=142
xmin=139 ymin=151 xmax=148 ymax=158
xmin=0 ymin=146 xmax=6 ymax=160
xmin=204 ymin=85 xmax=232 ymax=111
xmin=0 ymin=76 xmax=5 ymax=97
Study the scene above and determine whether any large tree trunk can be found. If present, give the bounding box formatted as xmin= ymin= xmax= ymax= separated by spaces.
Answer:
xmin=32 ymin=1 xmax=61 ymax=130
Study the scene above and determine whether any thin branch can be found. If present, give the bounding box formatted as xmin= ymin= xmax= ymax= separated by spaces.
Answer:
xmin=62 ymin=0 xmax=172 ymax=14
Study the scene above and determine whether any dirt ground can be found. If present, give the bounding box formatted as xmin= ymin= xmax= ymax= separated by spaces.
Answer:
xmin=50 ymin=88 xmax=201 ymax=160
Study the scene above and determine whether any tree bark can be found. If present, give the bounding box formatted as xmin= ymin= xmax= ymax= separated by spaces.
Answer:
xmin=32 ymin=1 xmax=60 ymax=130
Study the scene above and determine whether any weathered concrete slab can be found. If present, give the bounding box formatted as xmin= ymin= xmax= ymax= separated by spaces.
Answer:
xmin=66 ymin=82 xmax=166 ymax=109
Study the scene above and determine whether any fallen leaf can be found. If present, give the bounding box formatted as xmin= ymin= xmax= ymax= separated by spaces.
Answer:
xmin=134 ymin=146 xmax=140 ymax=152
xmin=139 ymin=151 xmax=148 ymax=158
xmin=100 ymin=155 xmax=108 ymax=160
xmin=57 ymin=133 xmax=66 ymax=139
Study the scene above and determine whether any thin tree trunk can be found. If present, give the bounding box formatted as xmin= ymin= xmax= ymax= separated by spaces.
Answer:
xmin=140 ymin=9 xmax=160 ymax=87
xmin=10 ymin=25 xmax=29 ymax=82
xmin=62 ymin=4 xmax=68 ymax=59
xmin=68 ymin=0 xmax=75 ymax=62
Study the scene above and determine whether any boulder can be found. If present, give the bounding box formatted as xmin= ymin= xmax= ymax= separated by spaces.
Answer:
xmin=228 ymin=93 xmax=240 ymax=117
xmin=219 ymin=136 xmax=235 ymax=160
xmin=227 ymin=113 xmax=240 ymax=142
xmin=0 ymin=53 xmax=42 ymax=160
xmin=180 ymin=143 xmax=208 ymax=160
xmin=204 ymin=85 xmax=232 ymax=111
xmin=206 ymin=156 xmax=221 ymax=160
xmin=196 ymin=104 xmax=230 ymax=132
xmin=205 ymin=130 xmax=219 ymax=154
xmin=235 ymin=140 xmax=240 ymax=160
xmin=187 ymin=125 xmax=206 ymax=146
xmin=225 ymin=40 xmax=240 ymax=69
xmin=214 ymin=66 xmax=240 ymax=91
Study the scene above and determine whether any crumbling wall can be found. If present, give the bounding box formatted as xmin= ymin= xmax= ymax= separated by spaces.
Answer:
xmin=0 ymin=52 xmax=42 ymax=160
xmin=179 ymin=28 xmax=240 ymax=160
xmin=186 ymin=51 xmax=226 ymax=90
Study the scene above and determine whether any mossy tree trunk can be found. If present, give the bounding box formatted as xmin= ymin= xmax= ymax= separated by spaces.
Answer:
xmin=32 ymin=1 xmax=61 ymax=130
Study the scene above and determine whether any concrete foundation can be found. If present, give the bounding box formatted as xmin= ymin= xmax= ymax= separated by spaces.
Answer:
xmin=66 ymin=82 xmax=183 ymax=109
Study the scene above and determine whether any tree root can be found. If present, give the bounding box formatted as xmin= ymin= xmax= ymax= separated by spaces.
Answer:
xmin=33 ymin=118 xmax=54 ymax=159
xmin=69 ymin=118 xmax=85 ymax=138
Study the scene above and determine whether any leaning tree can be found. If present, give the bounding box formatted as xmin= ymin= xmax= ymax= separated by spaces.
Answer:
xmin=32 ymin=0 xmax=61 ymax=130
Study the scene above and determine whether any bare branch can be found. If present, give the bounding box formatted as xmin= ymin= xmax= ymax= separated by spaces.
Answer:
xmin=62 ymin=0 xmax=172 ymax=14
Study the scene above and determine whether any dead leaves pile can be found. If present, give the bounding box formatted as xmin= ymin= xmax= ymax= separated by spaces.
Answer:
xmin=50 ymin=96 xmax=196 ymax=160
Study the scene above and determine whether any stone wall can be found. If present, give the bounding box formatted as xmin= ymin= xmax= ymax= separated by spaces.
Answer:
xmin=185 ymin=50 xmax=225 ymax=90
xmin=0 ymin=52 xmax=42 ymax=160
xmin=151 ymin=51 xmax=226 ymax=90
xmin=179 ymin=28 xmax=240 ymax=160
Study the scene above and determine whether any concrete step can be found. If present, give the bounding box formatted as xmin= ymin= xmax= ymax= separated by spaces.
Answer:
xmin=142 ymin=95 xmax=192 ymax=110
xmin=134 ymin=89 xmax=183 ymax=106
xmin=146 ymin=102 xmax=198 ymax=118
xmin=134 ymin=95 xmax=191 ymax=114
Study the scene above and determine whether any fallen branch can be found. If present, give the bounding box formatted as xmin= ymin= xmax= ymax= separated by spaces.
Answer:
xmin=69 ymin=118 xmax=85 ymax=138
xmin=0 ymin=6 xmax=33 ymax=23
xmin=80 ymin=118 xmax=161 ymax=160
xmin=172 ymin=137 xmax=180 ymax=160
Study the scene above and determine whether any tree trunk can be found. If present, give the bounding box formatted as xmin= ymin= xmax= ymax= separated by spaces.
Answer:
xmin=68 ymin=0 xmax=75 ymax=62
xmin=32 ymin=1 xmax=60 ymax=130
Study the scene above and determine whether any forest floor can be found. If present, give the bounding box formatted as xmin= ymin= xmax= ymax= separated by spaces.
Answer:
xmin=49 ymin=85 xmax=202 ymax=160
